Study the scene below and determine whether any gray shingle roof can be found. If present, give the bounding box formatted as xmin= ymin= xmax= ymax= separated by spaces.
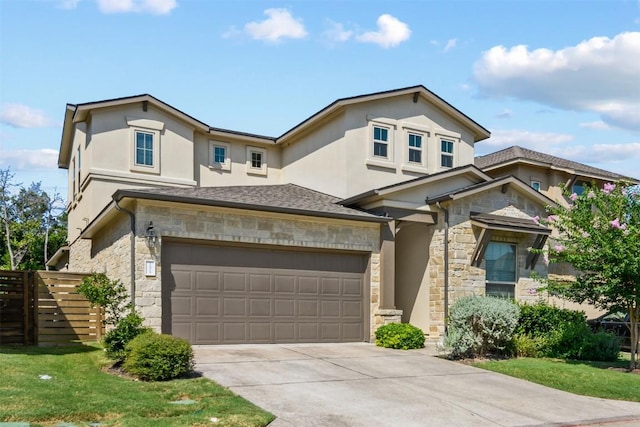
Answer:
xmin=475 ymin=146 xmax=631 ymax=181
xmin=115 ymin=184 xmax=387 ymax=222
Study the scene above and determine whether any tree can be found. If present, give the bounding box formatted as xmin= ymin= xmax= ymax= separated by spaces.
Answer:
xmin=0 ymin=168 xmax=67 ymax=270
xmin=538 ymin=182 xmax=640 ymax=370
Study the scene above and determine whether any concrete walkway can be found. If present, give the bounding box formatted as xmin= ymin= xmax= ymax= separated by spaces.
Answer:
xmin=194 ymin=343 xmax=640 ymax=427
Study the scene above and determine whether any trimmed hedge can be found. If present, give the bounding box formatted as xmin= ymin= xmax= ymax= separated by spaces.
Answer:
xmin=375 ymin=323 xmax=425 ymax=350
xmin=123 ymin=332 xmax=194 ymax=381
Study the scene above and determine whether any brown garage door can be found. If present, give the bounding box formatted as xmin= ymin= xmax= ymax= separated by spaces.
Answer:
xmin=161 ymin=241 xmax=368 ymax=344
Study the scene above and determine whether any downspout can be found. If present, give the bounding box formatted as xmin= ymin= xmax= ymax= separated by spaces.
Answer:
xmin=436 ymin=202 xmax=449 ymax=335
xmin=113 ymin=196 xmax=136 ymax=310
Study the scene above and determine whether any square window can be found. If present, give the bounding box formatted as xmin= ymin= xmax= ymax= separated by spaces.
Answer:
xmin=572 ymin=180 xmax=587 ymax=196
xmin=135 ymin=131 xmax=154 ymax=166
xmin=531 ymin=181 xmax=541 ymax=192
xmin=246 ymin=146 xmax=267 ymax=176
xmin=209 ymin=141 xmax=231 ymax=171
xmin=214 ymin=146 xmax=226 ymax=164
xmin=373 ymin=125 xmax=390 ymax=159
xmin=441 ymin=139 xmax=454 ymax=168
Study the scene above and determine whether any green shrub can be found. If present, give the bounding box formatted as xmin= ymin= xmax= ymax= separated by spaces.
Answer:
xmin=78 ymin=273 xmax=128 ymax=326
xmin=516 ymin=302 xmax=586 ymax=336
xmin=103 ymin=311 xmax=150 ymax=360
xmin=514 ymin=303 xmax=620 ymax=361
xmin=375 ymin=323 xmax=425 ymax=350
xmin=123 ymin=332 xmax=194 ymax=381
xmin=443 ymin=296 xmax=520 ymax=359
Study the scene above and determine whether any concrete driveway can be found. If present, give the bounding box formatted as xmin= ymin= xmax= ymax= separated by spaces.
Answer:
xmin=195 ymin=343 xmax=640 ymax=427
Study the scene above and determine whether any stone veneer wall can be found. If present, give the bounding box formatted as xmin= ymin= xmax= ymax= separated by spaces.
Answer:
xmin=427 ymin=187 xmax=549 ymax=340
xmin=70 ymin=200 xmax=383 ymax=339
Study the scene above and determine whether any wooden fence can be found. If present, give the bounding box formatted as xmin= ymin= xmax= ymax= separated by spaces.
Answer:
xmin=0 ymin=270 xmax=103 ymax=346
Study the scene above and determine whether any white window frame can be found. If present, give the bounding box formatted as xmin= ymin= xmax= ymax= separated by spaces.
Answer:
xmin=372 ymin=125 xmax=391 ymax=160
xmin=127 ymin=117 xmax=163 ymax=174
xmin=440 ymin=138 xmax=455 ymax=168
xmin=485 ymin=242 xmax=517 ymax=299
xmin=209 ymin=140 xmax=231 ymax=171
xmin=407 ymin=131 xmax=425 ymax=165
xmin=531 ymin=180 xmax=541 ymax=192
xmin=246 ymin=146 xmax=267 ymax=176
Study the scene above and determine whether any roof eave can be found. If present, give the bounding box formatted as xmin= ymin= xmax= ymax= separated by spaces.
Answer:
xmin=113 ymin=190 xmax=390 ymax=224
xmin=58 ymin=104 xmax=77 ymax=169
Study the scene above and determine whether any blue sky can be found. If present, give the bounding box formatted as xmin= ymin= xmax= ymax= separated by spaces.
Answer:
xmin=1 ymin=0 xmax=639 ymax=199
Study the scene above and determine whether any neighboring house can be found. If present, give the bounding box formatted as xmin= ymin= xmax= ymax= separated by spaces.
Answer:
xmin=51 ymin=85 xmax=571 ymax=345
xmin=475 ymin=145 xmax=636 ymax=206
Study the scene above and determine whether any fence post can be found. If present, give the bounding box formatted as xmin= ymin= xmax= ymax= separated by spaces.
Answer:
xmin=31 ymin=271 xmax=38 ymax=346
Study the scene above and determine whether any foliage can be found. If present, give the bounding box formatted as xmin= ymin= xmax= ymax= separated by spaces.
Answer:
xmin=513 ymin=302 xmax=620 ymax=361
xmin=103 ymin=311 xmax=150 ymax=360
xmin=535 ymin=181 xmax=640 ymax=369
xmin=0 ymin=344 xmax=274 ymax=426
xmin=0 ymin=168 xmax=66 ymax=270
xmin=375 ymin=322 xmax=425 ymax=349
xmin=443 ymin=296 xmax=520 ymax=359
xmin=515 ymin=302 xmax=587 ymax=336
xmin=124 ymin=332 xmax=194 ymax=381
xmin=473 ymin=357 xmax=640 ymax=402
xmin=78 ymin=272 xmax=129 ymax=326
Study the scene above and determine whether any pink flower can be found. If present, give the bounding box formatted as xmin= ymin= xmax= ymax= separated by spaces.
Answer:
xmin=610 ymin=218 xmax=627 ymax=230
xmin=547 ymin=215 xmax=557 ymax=223
xmin=569 ymin=193 xmax=578 ymax=201
xmin=603 ymin=183 xmax=616 ymax=194
xmin=543 ymin=252 xmax=549 ymax=266
xmin=587 ymin=191 xmax=595 ymax=199
xmin=554 ymin=244 xmax=565 ymax=253
xmin=532 ymin=215 xmax=540 ymax=224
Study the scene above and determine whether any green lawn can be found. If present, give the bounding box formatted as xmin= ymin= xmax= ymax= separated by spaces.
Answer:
xmin=472 ymin=356 xmax=640 ymax=402
xmin=0 ymin=344 xmax=274 ymax=427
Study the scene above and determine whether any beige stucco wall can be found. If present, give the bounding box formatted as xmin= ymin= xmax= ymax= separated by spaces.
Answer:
xmin=282 ymin=94 xmax=478 ymax=199
xmin=67 ymin=200 xmax=383 ymax=338
xmin=425 ymin=187 xmax=549 ymax=339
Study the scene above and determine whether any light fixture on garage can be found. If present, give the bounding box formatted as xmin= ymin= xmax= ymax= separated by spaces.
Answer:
xmin=145 ymin=221 xmax=158 ymax=248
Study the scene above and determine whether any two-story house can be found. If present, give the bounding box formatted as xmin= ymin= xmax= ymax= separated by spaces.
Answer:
xmin=51 ymin=85 xmax=576 ymax=345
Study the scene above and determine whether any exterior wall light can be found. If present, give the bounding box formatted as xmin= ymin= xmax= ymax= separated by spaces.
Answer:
xmin=145 ymin=221 xmax=158 ymax=247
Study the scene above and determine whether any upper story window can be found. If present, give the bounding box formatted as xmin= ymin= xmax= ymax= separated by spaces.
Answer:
xmin=531 ymin=180 xmax=541 ymax=192
xmin=135 ymin=131 xmax=154 ymax=166
xmin=485 ymin=242 xmax=517 ymax=299
xmin=246 ymin=146 xmax=267 ymax=176
xmin=408 ymin=133 xmax=422 ymax=164
xmin=209 ymin=140 xmax=231 ymax=171
xmin=127 ymin=117 xmax=163 ymax=174
xmin=373 ymin=126 xmax=389 ymax=159
xmin=72 ymin=157 xmax=76 ymax=197
xmin=572 ymin=180 xmax=587 ymax=196
xmin=441 ymin=139 xmax=454 ymax=168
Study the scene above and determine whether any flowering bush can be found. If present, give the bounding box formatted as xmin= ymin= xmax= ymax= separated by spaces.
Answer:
xmin=536 ymin=182 xmax=640 ymax=369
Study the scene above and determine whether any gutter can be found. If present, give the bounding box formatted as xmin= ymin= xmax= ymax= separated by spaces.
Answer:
xmin=435 ymin=201 xmax=450 ymax=335
xmin=113 ymin=196 xmax=136 ymax=310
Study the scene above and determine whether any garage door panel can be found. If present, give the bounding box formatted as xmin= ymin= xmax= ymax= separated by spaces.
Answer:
xmin=223 ymin=273 xmax=247 ymax=292
xmin=249 ymin=298 xmax=271 ymax=316
xmin=274 ymin=276 xmax=295 ymax=293
xmin=249 ymin=274 xmax=271 ymax=292
xmin=223 ymin=323 xmax=247 ymax=342
xmin=163 ymin=242 xmax=367 ymax=344
xmin=195 ymin=271 xmax=220 ymax=291
xmin=223 ymin=297 xmax=247 ymax=316
xmin=196 ymin=297 xmax=220 ymax=315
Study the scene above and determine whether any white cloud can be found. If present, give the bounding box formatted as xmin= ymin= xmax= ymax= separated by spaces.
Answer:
xmin=496 ymin=109 xmax=512 ymax=119
xmin=0 ymin=148 xmax=59 ymax=170
xmin=548 ymin=142 xmax=640 ymax=163
xmin=244 ymin=8 xmax=307 ymax=43
xmin=477 ymin=129 xmax=574 ymax=153
xmin=323 ymin=20 xmax=353 ymax=44
xmin=579 ymin=120 xmax=611 ymax=130
xmin=444 ymin=38 xmax=457 ymax=52
xmin=59 ymin=0 xmax=80 ymax=9
xmin=473 ymin=32 xmax=640 ymax=131
xmin=356 ymin=14 xmax=411 ymax=48
xmin=0 ymin=103 xmax=58 ymax=128
xmin=96 ymin=0 xmax=177 ymax=15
